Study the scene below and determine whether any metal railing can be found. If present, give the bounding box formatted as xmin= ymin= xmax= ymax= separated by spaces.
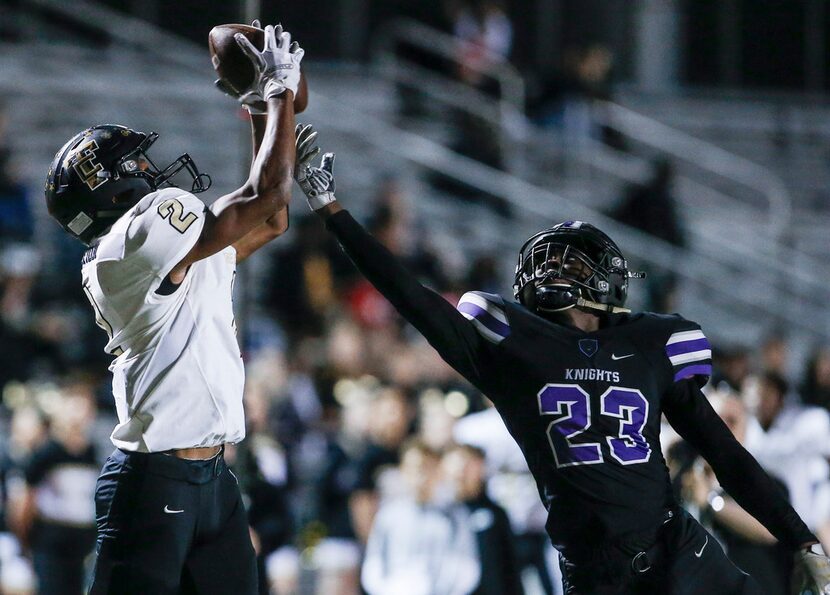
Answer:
xmin=595 ymin=102 xmax=793 ymax=244
xmin=374 ymin=18 xmax=793 ymax=241
xmin=10 ymin=1 xmax=830 ymax=340
xmin=26 ymin=0 xmax=207 ymax=71
xmin=374 ymin=18 xmax=526 ymax=160
xmin=379 ymin=18 xmax=525 ymax=120
xmin=544 ymin=132 xmax=830 ymax=299
xmin=377 ymin=21 xmax=830 ymax=316
xmin=306 ymin=93 xmax=830 ymax=338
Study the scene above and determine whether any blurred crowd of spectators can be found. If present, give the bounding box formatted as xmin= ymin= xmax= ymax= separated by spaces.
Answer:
xmin=2 ymin=4 xmax=828 ymax=595
xmin=392 ymin=0 xmax=625 ymax=219
xmin=665 ymin=341 xmax=830 ymax=595
xmin=2 ymin=153 xmax=830 ymax=595
xmin=0 ymin=82 xmax=828 ymax=595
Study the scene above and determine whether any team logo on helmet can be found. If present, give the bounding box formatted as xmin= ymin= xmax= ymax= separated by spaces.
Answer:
xmin=68 ymin=140 xmax=106 ymax=191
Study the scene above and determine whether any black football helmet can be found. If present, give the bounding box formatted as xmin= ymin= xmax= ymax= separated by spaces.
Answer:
xmin=513 ymin=220 xmax=644 ymax=315
xmin=45 ymin=124 xmax=211 ymax=245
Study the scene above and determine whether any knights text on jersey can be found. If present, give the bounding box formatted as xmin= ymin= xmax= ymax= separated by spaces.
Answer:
xmin=81 ymin=188 xmax=245 ymax=452
xmin=456 ymin=291 xmax=711 ymax=559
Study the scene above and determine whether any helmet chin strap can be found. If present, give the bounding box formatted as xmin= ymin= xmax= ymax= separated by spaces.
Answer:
xmin=575 ymin=297 xmax=631 ymax=314
xmin=535 ymin=285 xmax=631 ymax=315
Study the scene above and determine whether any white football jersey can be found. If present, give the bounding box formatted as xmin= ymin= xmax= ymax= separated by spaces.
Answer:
xmin=81 ymin=188 xmax=245 ymax=452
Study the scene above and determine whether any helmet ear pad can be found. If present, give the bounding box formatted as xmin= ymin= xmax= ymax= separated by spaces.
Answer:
xmin=605 ymin=270 xmax=628 ymax=305
xmin=110 ymin=182 xmax=153 ymax=207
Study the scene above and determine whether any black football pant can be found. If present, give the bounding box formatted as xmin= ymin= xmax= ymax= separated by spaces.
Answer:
xmin=89 ymin=448 xmax=257 ymax=595
xmin=560 ymin=509 xmax=763 ymax=595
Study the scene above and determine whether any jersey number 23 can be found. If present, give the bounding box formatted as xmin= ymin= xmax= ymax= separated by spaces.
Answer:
xmin=538 ymin=383 xmax=651 ymax=468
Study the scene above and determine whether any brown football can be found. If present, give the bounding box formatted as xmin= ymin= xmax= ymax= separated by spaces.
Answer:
xmin=208 ymin=23 xmax=308 ymax=113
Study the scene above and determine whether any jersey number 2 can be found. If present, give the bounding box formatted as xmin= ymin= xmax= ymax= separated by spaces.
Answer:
xmin=157 ymin=199 xmax=198 ymax=233
xmin=538 ymin=383 xmax=651 ymax=468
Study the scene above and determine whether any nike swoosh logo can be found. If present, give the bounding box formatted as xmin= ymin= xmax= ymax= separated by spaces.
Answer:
xmin=164 ymin=505 xmax=184 ymax=514
xmin=694 ymin=536 xmax=708 ymax=558
xmin=611 ymin=353 xmax=635 ymax=361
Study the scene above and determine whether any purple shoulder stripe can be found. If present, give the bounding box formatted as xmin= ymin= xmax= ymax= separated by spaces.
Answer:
xmin=666 ymin=337 xmax=711 ymax=357
xmin=457 ymin=301 xmax=511 ymax=340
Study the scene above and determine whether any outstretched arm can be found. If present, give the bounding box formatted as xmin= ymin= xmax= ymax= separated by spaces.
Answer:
xmin=666 ymin=382 xmax=830 ymax=595
xmin=664 ymin=379 xmax=816 ymax=550
xmin=682 ymin=462 xmax=776 ymax=544
xmin=172 ymin=23 xmax=302 ymax=277
xmin=293 ymin=126 xmax=499 ymax=392
xmin=318 ymin=206 xmax=494 ymax=388
xmin=231 ymin=111 xmax=290 ymax=262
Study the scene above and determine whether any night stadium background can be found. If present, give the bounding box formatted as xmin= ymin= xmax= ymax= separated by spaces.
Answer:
xmin=1 ymin=1 xmax=830 ymax=593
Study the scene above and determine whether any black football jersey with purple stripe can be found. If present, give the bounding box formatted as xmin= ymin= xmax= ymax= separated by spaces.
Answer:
xmin=325 ymin=209 xmax=814 ymax=556
xmin=456 ymin=291 xmax=712 ymax=558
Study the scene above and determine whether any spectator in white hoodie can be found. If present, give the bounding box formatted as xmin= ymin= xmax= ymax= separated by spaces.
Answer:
xmin=744 ymin=371 xmax=830 ymax=550
xmin=362 ymin=439 xmax=480 ymax=595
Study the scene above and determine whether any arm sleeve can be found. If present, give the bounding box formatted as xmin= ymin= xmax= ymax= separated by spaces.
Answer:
xmin=664 ymin=322 xmax=712 ymax=387
xmin=123 ymin=191 xmax=206 ymax=279
xmin=326 ymin=210 xmax=502 ymax=393
xmin=663 ymin=379 xmax=817 ymax=549
xmin=22 ymin=441 xmax=60 ymax=486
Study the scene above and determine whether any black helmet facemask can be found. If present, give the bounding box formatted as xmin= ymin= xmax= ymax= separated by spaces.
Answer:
xmin=113 ymin=132 xmax=212 ymax=196
xmin=513 ymin=221 xmax=645 ymax=315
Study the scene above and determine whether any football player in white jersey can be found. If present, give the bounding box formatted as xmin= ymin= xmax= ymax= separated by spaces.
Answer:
xmin=44 ymin=23 xmax=302 ymax=594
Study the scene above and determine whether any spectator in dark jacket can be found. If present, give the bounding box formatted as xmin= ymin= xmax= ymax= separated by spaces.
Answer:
xmin=0 ymin=103 xmax=34 ymax=244
xmin=611 ymin=157 xmax=685 ymax=312
xmin=443 ymin=443 xmax=524 ymax=595
xmin=801 ymin=345 xmax=830 ymax=412
xmin=349 ymin=387 xmax=413 ymax=543
xmin=9 ymin=395 xmax=98 ymax=595
xmin=680 ymin=392 xmax=793 ymax=595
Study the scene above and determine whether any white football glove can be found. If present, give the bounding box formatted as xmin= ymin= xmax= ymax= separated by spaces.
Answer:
xmin=235 ymin=23 xmax=304 ymax=104
xmin=793 ymin=545 xmax=830 ymax=595
xmin=294 ymin=123 xmax=336 ymax=211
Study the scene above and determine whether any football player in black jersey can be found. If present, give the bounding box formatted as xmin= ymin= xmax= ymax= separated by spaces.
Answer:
xmin=291 ymin=125 xmax=830 ymax=594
